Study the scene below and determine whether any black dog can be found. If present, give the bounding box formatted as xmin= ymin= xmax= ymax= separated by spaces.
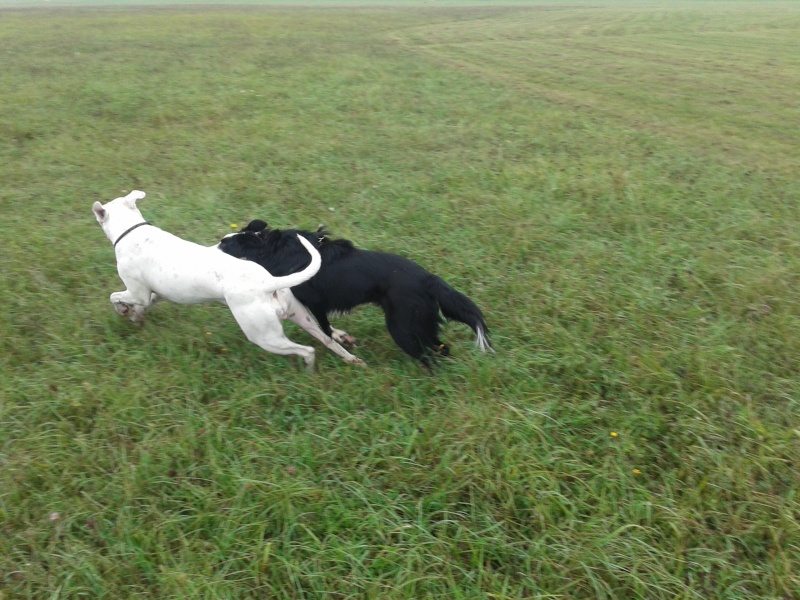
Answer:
xmin=218 ymin=220 xmax=493 ymax=365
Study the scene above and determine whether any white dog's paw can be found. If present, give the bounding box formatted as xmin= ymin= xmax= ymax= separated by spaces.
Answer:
xmin=348 ymin=357 xmax=367 ymax=367
xmin=112 ymin=301 xmax=131 ymax=316
xmin=111 ymin=299 xmax=146 ymax=324
xmin=332 ymin=328 xmax=356 ymax=346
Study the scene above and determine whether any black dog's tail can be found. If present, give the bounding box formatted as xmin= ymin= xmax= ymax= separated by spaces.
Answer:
xmin=428 ymin=277 xmax=494 ymax=353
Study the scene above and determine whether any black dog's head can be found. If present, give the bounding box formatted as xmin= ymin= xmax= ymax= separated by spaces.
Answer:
xmin=217 ymin=220 xmax=270 ymax=259
xmin=218 ymin=220 xmax=355 ymax=275
xmin=218 ymin=219 xmax=332 ymax=271
xmin=243 ymin=219 xmax=269 ymax=235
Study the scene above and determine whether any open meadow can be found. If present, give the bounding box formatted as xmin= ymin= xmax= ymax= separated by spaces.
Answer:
xmin=1 ymin=1 xmax=799 ymax=598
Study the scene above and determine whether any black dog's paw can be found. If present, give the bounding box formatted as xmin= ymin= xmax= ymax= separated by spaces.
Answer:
xmin=434 ymin=343 xmax=451 ymax=357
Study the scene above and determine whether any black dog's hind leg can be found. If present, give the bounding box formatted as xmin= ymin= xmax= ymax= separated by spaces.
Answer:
xmin=383 ymin=295 xmax=441 ymax=366
xmin=433 ymin=339 xmax=451 ymax=357
xmin=385 ymin=318 xmax=426 ymax=362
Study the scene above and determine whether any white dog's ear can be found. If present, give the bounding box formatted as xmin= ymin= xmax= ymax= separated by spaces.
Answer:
xmin=92 ymin=201 xmax=107 ymax=223
xmin=122 ymin=190 xmax=146 ymax=208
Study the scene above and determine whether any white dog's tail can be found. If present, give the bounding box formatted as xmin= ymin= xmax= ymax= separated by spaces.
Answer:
xmin=263 ymin=234 xmax=322 ymax=291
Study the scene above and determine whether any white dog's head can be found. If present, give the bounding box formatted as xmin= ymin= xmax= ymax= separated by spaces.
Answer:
xmin=92 ymin=190 xmax=147 ymax=243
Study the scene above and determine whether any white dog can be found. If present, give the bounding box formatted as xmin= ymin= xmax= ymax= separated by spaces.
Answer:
xmin=92 ymin=190 xmax=364 ymax=370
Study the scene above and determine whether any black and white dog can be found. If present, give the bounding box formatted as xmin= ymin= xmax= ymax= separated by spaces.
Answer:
xmin=218 ymin=220 xmax=493 ymax=366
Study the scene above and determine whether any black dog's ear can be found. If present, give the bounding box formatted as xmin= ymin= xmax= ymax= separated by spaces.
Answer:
xmin=244 ymin=220 xmax=268 ymax=233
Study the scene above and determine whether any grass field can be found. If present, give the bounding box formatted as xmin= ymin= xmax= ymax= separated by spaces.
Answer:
xmin=2 ymin=1 xmax=799 ymax=598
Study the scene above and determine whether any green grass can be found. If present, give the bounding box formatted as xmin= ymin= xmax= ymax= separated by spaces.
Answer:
xmin=2 ymin=2 xmax=799 ymax=598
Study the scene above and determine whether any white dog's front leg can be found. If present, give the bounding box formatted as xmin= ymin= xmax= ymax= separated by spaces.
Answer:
xmin=110 ymin=290 xmax=154 ymax=324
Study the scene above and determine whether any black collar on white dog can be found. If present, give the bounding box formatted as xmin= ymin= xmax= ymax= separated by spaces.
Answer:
xmin=113 ymin=222 xmax=152 ymax=249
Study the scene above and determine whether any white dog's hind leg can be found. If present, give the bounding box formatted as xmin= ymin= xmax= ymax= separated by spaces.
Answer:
xmin=284 ymin=300 xmax=365 ymax=366
xmin=227 ymin=297 xmax=317 ymax=372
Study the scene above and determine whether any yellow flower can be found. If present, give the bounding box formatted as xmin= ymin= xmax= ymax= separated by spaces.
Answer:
xmin=610 ymin=431 xmax=619 ymax=438
xmin=230 ymin=223 xmax=238 ymax=228
xmin=632 ymin=469 xmax=642 ymax=475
